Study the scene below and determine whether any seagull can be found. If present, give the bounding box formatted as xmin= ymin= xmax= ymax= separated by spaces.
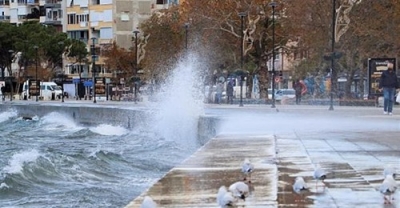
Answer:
xmin=140 ymin=196 xmax=157 ymax=208
xmin=379 ymin=174 xmax=397 ymax=204
xmin=229 ymin=181 xmax=250 ymax=201
xmin=383 ymin=166 xmax=396 ymax=178
xmin=241 ymin=158 xmax=254 ymax=183
xmin=313 ymin=166 xmax=327 ymax=191
xmin=217 ymin=186 xmax=235 ymax=207
xmin=293 ymin=176 xmax=308 ymax=193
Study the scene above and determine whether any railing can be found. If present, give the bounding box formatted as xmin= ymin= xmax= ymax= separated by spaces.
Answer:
xmin=44 ymin=0 xmax=60 ymax=4
xmin=0 ymin=16 xmax=10 ymax=20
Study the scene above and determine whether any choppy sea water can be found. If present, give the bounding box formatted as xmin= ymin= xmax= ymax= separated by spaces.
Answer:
xmin=0 ymin=110 xmax=201 ymax=208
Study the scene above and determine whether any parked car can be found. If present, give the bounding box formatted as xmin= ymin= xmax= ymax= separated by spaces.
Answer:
xmin=268 ymin=89 xmax=276 ymax=99
xmin=274 ymin=89 xmax=296 ymax=101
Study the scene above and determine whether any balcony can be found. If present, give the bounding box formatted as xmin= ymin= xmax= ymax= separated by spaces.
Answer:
xmin=20 ymin=0 xmax=39 ymax=5
xmin=43 ymin=9 xmax=61 ymax=25
xmin=0 ymin=16 xmax=10 ymax=22
xmin=44 ymin=16 xmax=61 ymax=25
xmin=44 ymin=0 xmax=60 ymax=8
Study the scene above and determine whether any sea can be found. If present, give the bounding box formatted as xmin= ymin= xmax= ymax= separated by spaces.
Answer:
xmin=0 ymin=54 xmax=207 ymax=208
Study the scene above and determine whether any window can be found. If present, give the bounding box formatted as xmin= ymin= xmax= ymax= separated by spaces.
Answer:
xmin=68 ymin=13 xmax=76 ymax=24
xmin=156 ymin=0 xmax=165 ymax=4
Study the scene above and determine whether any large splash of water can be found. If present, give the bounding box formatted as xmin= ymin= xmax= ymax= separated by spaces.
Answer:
xmin=151 ymin=53 xmax=205 ymax=150
xmin=0 ymin=109 xmax=18 ymax=123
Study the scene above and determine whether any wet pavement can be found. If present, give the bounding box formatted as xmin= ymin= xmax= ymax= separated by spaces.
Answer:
xmin=125 ymin=105 xmax=400 ymax=208
xmin=2 ymin=100 xmax=400 ymax=207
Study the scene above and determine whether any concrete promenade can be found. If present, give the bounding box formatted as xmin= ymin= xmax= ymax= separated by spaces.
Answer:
xmin=124 ymin=104 xmax=400 ymax=207
xmin=2 ymin=99 xmax=400 ymax=207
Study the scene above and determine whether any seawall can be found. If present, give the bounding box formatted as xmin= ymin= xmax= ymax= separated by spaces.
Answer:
xmin=0 ymin=102 xmax=219 ymax=145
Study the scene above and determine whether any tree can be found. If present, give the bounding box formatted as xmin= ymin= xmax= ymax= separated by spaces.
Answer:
xmin=102 ymin=42 xmax=136 ymax=85
xmin=66 ymin=39 xmax=89 ymax=79
xmin=0 ymin=22 xmax=18 ymax=96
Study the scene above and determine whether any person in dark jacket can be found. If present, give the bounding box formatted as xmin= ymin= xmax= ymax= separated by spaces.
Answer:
xmin=379 ymin=63 xmax=399 ymax=115
xmin=0 ymin=84 xmax=4 ymax=101
xmin=293 ymin=80 xmax=303 ymax=104
xmin=226 ymin=81 xmax=234 ymax=104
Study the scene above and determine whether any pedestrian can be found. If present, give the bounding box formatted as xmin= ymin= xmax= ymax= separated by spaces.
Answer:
xmin=1 ymin=84 xmax=4 ymax=101
xmin=226 ymin=81 xmax=234 ymax=104
xmin=215 ymin=82 xmax=223 ymax=104
xmin=293 ymin=79 xmax=304 ymax=104
xmin=379 ymin=63 xmax=399 ymax=115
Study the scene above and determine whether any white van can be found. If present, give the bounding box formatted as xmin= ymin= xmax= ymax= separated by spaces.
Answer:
xmin=22 ymin=80 xmax=63 ymax=100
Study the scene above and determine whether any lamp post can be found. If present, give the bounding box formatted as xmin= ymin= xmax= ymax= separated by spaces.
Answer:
xmin=329 ymin=0 xmax=336 ymax=111
xmin=184 ymin=22 xmax=189 ymax=50
xmin=133 ymin=30 xmax=140 ymax=104
xmin=58 ymin=41 xmax=64 ymax=103
xmin=91 ymin=37 xmax=97 ymax=103
xmin=33 ymin=45 xmax=38 ymax=102
xmin=8 ymin=50 xmax=13 ymax=101
xmin=238 ymin=12 xmax=247 ymax=107
xmin=270 ymin=1 xmax=277 ymax=108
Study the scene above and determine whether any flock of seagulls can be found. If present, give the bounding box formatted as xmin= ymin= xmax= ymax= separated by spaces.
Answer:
xmin=139 ymin=158 xmax=254 ymax=208
xmin=139 ymin=160 xmax=397 ymax=207
xmin=292 ymin=165 xmax=398 ymax=205
xmin=217 ymin=158 xmax=253 ymax=207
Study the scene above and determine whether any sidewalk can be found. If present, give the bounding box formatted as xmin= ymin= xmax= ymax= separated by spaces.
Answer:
xmin=125 ymin=105 xmax=400 ymax=207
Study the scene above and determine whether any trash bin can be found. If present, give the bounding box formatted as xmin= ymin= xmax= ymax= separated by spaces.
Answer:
xmin=51 ymin=92 xmax=55 ymax=100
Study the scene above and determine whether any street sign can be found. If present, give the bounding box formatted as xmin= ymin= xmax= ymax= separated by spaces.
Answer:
xmin=72 ymin=78 xmax=80 ymax=84
xmin=84 ymin=80 xmax=93 ymax=87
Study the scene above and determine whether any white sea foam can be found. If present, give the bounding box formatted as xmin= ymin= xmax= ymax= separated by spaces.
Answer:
xmin=40 ymin=112 xmax=82 ymax=131
xmin=89 ymin=124 xmax=129 ymax=136
xmin=2 ymin=149 xmax=41 ymax=174
xmin=0 ymin=182 xmax=9 ymax=189
xmin=0 ymin=109 xmax=17 ymax=123
xmin=152 ymin=53 xmax=205 ymax=149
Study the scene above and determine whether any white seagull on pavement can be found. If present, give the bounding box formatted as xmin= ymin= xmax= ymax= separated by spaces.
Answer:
xmin=217 ymin=186 xmax=235 ymax=207
xmin=313 ymin=165 xmax=327 ymax=191
xmin=293 ymin=176 xmax=308 ymax=193
xmin=140 ymin=196 xmax=157 ymax=208
xmin=229 ymin=181 xmax=250 ymax=201
xmin=241 ymin=158 xmax=254 ymax=183
xmin=380 ymin=174 xmax=397 ymax=204
xmin=383 ymin=166 xmax=396 ymax=178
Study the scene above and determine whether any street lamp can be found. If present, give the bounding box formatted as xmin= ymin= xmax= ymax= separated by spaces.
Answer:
xmin=329 ymin=0 xmax=336 ymax=111
xmin=133 ymin=30 xmax=140 ymax=104
xmin=91 ymin=37 xmax=97 ymax=103
xmin=58 ymin=41 xmax=64 ymax=103
xmin=238 ymin=12 xmax=247 ymax=107
xmin=8 ymin=50 xmax=13 ymax=101
xmin=33 ymin=45 xmax=38 ymax=102
xmin=184 ymin=22 xmax=189 ymax=50
xmin=270 ymin=1 xmax=277 ymax=108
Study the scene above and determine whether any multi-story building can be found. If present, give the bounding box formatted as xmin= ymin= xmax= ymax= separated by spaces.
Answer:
xmin=39 ymin=0 xmax=63 ymax=31
xmin=64 ymin=0 xmax=182 ymax=77
xmin=62 ymin=0 xmax=181 ymax=98
xmin=0 ymin=0 xmax=40 ymax=24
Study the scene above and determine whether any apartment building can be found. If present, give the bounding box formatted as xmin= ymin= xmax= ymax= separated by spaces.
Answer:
xmin=40 ymin=0 xmax=63 ymax=31
xmin=64 ymin=0 xmax=180 ymax=79
xmin=0 ymin=0 xmax=40 ymax=24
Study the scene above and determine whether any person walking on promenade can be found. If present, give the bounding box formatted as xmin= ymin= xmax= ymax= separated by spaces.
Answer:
xmin=1 ymin=84 xmax=5 ymax=101
xmin=215 ymin=81 xmax=223 ymax=104
xmin=293 ymin=79 xmax=306 ymax=105
xmin=379 ymin=63 xmax=399 ymax=115
xmin=226 ymin=81 xmax=234 ymax=104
